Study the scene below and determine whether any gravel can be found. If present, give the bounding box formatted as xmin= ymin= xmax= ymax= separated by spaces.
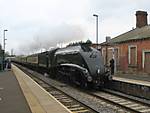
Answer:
xmin=19 ymin=65 xmax=131 ymax=113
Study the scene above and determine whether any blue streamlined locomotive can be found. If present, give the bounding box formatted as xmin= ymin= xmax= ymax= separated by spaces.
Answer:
xmin=13 ymin=44 xmax=112 ymax=88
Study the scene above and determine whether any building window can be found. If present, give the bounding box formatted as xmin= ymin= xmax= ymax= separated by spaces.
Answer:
xmin=128 ymin=45 xmax=137 ymax=66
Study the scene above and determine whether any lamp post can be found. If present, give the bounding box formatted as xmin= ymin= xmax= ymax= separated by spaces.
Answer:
xmin=93 ymin=14 xmax=98 ymax=49
xmin=3 ymin=29 xmax=8 ymax=70
xmin=4 ymin=30 xmax=8 ymax=52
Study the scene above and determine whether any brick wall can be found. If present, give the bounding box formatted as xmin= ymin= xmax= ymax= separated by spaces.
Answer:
xmin=101 ymin=39 xmax=150 ymax=74
xmin=116 ymin=39 xmax=150 ymax=74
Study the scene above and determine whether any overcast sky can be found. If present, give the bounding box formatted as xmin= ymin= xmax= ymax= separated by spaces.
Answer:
xmin=0 ymin=0 xmax=149 ymax=55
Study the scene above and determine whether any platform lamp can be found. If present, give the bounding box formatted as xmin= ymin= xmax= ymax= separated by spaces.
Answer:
xmin=93 ymin=14 xmax=98 ymax=49
xmin=3 ymin=29 xmax=8 ymax=70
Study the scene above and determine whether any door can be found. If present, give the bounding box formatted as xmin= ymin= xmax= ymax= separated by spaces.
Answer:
xmin=144 ymin=52 xmax=150 ymax=73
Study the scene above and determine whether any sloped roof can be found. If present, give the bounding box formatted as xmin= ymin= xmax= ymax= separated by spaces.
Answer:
xmin=110 ymin=25 xmax=150 ymax=43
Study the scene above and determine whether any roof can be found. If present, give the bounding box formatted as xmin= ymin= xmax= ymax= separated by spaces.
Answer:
xmin=110 ymin=25 xmax=150 ymax=43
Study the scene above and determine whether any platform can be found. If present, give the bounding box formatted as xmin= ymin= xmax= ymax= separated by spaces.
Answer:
xmin=113 ymin=73 xmax=150 ymax=87
xmin=105 ymin=73 xmax=150 ymax=100
xmin=0 ymin=65 xmax=72 ymax=113
xmin=0 ymin=70 xmax=31 ymax=113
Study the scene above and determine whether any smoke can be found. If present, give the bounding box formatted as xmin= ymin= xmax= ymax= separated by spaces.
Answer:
xmin=18 ymin=23 xmax=86 ymax=55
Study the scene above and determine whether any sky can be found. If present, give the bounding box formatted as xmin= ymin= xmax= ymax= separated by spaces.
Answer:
xmin=0 ymin=0 xmax=149 ymax=55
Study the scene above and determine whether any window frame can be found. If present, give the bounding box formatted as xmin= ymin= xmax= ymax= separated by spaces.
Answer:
xmin=142 ymin=50 xmax=150 ymax=69
xmin=128 ymin=45 xmax=137 ymax=66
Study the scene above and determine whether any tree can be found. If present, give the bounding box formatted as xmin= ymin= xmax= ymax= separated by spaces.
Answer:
xmin=86 ymin=39 xmax=92 ymax=45
xmin=67 ymin=40 xmax=92 ymax=47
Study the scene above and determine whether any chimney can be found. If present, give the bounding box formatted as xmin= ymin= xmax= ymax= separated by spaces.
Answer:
xmin=136 ymin=11 xmax=148 ymax=28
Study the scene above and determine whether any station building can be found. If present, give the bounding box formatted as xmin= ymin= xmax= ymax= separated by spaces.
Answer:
xmin=101 ymin=11 xmax=150 ymax=75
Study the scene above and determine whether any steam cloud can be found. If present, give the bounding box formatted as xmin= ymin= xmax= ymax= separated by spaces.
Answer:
xmin=19 ymin=23 xmax=86 ymax=55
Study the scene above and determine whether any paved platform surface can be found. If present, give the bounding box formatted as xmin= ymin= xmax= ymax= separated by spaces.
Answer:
xmin=114 ymin=73 xmax=150 ymax=87
xmin=12 ymin=64 xmax=71 ymax=113
xmin=0 ymin=70 xmax=31 ymax=113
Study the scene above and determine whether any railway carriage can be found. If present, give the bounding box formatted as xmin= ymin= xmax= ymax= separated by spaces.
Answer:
xmin=26 ymin=54 xmax=38 ymax=70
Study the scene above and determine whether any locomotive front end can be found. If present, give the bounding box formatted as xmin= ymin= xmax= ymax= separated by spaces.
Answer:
xmin=80 ymin=46 xmax=112 ymax=87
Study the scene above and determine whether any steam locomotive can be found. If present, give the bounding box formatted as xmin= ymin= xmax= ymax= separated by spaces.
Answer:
xmin=13 ymin=43 xmax=112 ymax=88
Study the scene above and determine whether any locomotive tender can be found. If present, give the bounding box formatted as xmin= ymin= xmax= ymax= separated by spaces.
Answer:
xmin=13 ymin=43 xmax=112 ymax=87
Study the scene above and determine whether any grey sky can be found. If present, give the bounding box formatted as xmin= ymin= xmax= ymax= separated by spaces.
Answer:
xmin=0 ymin=0 xmax=149 ymax=55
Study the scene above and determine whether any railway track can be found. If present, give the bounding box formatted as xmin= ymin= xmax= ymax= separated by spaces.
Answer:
xmin=88 ymin=91 xmax=150 ymax=113
xmin=22 ymin=70 xmax=98 ymax=113
xmin=31 ymin=76 xmax=98 ymax=113
xmin=16 ymin=64 xmax=150 ymax=113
